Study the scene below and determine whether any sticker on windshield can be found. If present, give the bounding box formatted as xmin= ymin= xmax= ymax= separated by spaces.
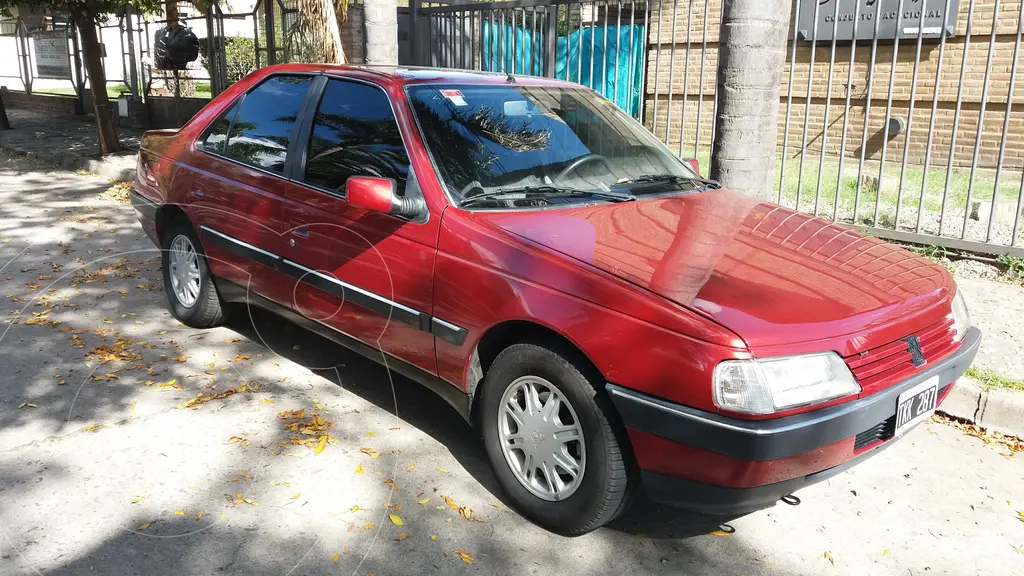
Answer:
xmin=440 ymin=89 xmax=467 ymax=106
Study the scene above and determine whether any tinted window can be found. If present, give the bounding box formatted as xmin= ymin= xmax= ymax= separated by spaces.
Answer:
xmin=303 ymin=79 xmax=411 ymax=193
xmin=223 ymin=75 xmax=313 ymax=173
xmin=199 ymin=102 xmax=238 ymax=153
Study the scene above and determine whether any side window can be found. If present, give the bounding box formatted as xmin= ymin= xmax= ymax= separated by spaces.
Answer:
xmin=198 ymin=102 xmax=238 ymax=153
xmin=222 ymin=75 xmax=313 ymax=173
xmin=302 ymin=79 xmax=411 ymax=194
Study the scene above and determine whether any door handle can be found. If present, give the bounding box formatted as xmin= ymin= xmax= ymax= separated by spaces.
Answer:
xmin=290 ymin=220 xmax=310 ymax=239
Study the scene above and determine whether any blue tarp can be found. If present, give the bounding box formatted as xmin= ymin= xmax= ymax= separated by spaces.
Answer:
xmin=480 ymin=24 xmax=646 ymax=117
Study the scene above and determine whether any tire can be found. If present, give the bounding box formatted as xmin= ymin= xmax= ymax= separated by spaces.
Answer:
xmin=479 ymin=343 xmax=636 ymax=536
xmin=160 ymin=217 xmax=227 ymax=328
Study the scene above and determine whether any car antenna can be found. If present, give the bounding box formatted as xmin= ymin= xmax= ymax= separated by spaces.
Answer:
xmin=506 ymin=72 xmax=516 ymax=83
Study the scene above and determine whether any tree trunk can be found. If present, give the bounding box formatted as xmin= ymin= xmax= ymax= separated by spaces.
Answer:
xmin=73 ymin=10 xmax=120 ymax=155
xmin=166 ymin=2 xmax=179 ymax=26
xmin=709 ymin=0 xmax=791 ymax=200
xmin=364 ymin=0 xmax=398 ymax=65
xmin=0 ymin=92 xmax=10 ymax=130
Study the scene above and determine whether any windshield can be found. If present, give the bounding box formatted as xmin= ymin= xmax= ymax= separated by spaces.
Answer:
xmin=406 ymin=84 xmax=706 ymax=209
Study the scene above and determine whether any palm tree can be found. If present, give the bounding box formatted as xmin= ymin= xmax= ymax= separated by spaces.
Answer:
xmin=709 ymin=0 xmax=791 ymax=200
xmin=289 ymin=0 xmax=348 ymax=63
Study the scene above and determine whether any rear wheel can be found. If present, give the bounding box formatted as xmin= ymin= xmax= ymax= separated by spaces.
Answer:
xmin=479 ymin=343 xmax=635 ymax=535
xmin=160 ymin=217 xmax=226 ymax=328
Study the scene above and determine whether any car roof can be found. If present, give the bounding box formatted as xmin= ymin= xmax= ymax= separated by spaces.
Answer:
xmin=260 ymin=63 xmax=582 ymax=88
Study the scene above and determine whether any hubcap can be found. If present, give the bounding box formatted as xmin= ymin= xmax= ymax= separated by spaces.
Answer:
xmin=168 ymin=235 xmax=201 ymax=308
xmin=498 ymin=376 xmax=586 ymax=501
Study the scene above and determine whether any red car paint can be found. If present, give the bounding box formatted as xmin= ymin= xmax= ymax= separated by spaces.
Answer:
xmin=133 ymin=65 xmax=978 ymax=514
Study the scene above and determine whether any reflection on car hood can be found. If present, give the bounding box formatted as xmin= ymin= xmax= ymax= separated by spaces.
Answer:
xmin=476 ymin=189 xmax=955 ymax=350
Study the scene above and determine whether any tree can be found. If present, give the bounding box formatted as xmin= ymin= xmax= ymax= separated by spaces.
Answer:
xmin=288 ymin=0 xmax=348 ymax=64
xmin=709 ymin=0 xmax=792 ymax=199
xmin=0 ymin=0 xmax=162 ymax=154
xmin=0 ymin=90 xmax=10 ymax=130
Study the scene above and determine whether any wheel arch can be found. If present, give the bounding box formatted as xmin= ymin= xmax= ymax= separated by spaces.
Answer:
xmin=467 ymin=319 xmax=604 ymax=423
xmin=154 ymin=204 xmax=190 ymax=244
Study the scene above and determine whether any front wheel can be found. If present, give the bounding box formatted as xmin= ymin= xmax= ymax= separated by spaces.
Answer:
xmin=479 ymin=343 xmax=635 ymax=535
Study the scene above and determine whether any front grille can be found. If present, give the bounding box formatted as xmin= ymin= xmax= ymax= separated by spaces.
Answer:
xmin=843 ymin=315 xmax=958 ymax=395
xmin=854 ymin=415 xmax=897 ymax=451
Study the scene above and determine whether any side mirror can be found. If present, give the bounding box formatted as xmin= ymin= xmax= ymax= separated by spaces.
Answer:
xmin=345 ymin=176 xmax=425 ymax=219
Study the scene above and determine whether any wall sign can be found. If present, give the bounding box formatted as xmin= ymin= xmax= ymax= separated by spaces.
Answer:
xmin=798 ymin=0 xmax=960 ymax=42
xmin=32 ymin=30 xmax=72 ymax=79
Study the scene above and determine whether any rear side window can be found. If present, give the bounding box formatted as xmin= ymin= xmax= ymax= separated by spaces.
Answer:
xmin=198 ymin=102 xmax=238 ymax=153
xmin=213 ymin=75 xmax=313 ymax=173
xmin=302 ymin=79 xmax=411 ymax=193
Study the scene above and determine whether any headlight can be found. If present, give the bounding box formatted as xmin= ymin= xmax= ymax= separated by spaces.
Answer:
xmin=713 ymin=352 xmax=861 ymax=415
xmin=950 ymin=290 xmax=971 ymax=342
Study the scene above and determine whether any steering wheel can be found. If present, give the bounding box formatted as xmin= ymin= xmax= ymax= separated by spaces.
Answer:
xmin=557 ymin=154 xmax=613 ymax=181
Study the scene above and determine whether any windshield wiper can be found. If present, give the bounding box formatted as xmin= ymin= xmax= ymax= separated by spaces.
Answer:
xmin=461 ymin=185 xmax=635 ymax=207
xmin=616 ymin=174 xmax=721 ymax=190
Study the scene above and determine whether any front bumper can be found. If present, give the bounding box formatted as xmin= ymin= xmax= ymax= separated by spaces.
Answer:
xmin=608 ymin=326 xmax=982 ymax=516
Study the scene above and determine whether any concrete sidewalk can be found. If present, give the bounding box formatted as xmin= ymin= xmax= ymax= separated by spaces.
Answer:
xmin=0 ymin=108 xmax=142 ymax=180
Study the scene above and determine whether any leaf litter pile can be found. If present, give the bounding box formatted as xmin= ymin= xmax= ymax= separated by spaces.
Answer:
xmin=931 ymin=413 xmax=1024 ymax=455
xmin=277 ymin=409 xmax=339 ymax=453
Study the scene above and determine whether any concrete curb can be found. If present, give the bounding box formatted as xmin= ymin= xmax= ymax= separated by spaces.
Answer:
xmin=0 ymin=142 xmax=137 ymax=181
xmin=939 ymin=376 xmax=1024 ymax=437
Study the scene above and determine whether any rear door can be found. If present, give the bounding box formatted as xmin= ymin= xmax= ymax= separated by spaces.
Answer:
xmin=189 ymin=74 xmax=316 ymax=305
xmin=279 ymin=76 xmax=441 ymax=374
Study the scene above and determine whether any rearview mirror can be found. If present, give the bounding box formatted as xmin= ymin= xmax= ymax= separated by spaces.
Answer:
xmin=345 ymin=176 xmax=425 ymax=219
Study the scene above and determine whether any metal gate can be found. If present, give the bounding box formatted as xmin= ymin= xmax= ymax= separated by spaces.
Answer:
xmin=648 ymin=0 xmax=1024 ymax=255
xmin=407 ymin=0 xmax=652 ymax=119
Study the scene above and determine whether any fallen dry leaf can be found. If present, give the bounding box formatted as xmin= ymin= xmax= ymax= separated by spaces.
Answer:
xmin=314 ymin=435 xmax=328 ymax=454
xmin=430 ymin=534 xmax=437 ymax=541
xmin=290 ymin=493 xmax=301 ymax=500
xmin=389 ymin=513 xmax=404 ymax=526
xmin=459 ymin=506 xmax=473 ymax=520
xmin=406 ymin=462 xmax=415 ymax=471
xmin=137 ymin=522 xmax=152 ymax=531
xmin=417 ymin=497 xmax=432 ymax=505
xmin=331 ymin=554 xmax=340 ymax=563
xmin=173 ymin=510 xmax=185 ymax=516
xmin=442 ymin=495 xmax=459 ymax=510
xmin=362 ymin=523 xmax=375 ymax=530
xmin=354 ymin=464 xmax=365 ymax=475
xmin=131 ymin=495 xmax=145 ymax=504
xmin=708 ymin=530 xmax=732 ymax=537
xmin=455 ymin=550 xmax=473 ymax=565
xmin=824 ymin=551 xmax=835 ymax=565
xmin=195 ymin=510 xmax=204 ymax=521
xmin=437 ymin=467 xmax=448 ymax=473
xmin=359 ymin=447 xmax=380 ymax=459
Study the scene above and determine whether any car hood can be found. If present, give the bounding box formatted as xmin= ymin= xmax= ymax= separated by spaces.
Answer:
xmin=476 ymin=189 xmax=955 ymax=351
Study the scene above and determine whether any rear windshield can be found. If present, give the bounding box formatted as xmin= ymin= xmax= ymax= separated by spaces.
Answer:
xmin=406 ymin=83 xmax=701 ymax=208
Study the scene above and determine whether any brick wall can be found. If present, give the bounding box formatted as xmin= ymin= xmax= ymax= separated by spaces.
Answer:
xmin=0 ymin=87 xmax=79 ymax=115
xmin=645 ymin=0 xmax=1024 ymax=171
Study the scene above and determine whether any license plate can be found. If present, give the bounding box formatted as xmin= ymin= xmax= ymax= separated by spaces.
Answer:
xmin=895 ymin=375 xmax=939 ymax=436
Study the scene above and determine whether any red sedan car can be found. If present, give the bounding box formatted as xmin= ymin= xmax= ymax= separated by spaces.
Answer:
xmin=132 ymin=64 xmax=980 ymax=535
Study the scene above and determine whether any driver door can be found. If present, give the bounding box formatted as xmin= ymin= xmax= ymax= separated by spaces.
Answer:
xmin=280 ymin=76 xmax=439 ymax=374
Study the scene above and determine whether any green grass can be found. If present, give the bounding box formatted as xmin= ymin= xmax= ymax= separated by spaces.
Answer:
xmin=966 ymin=366 xmax=1024 ymax=392
xmin=680 ymin=147 xmax=1022 ymax=228
xmin=35 ymin=81 xmax=211 ymax=100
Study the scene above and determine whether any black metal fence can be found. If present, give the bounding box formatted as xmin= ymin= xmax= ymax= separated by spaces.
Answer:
xmin=407 ymin=0 xmax=651 ymax=119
